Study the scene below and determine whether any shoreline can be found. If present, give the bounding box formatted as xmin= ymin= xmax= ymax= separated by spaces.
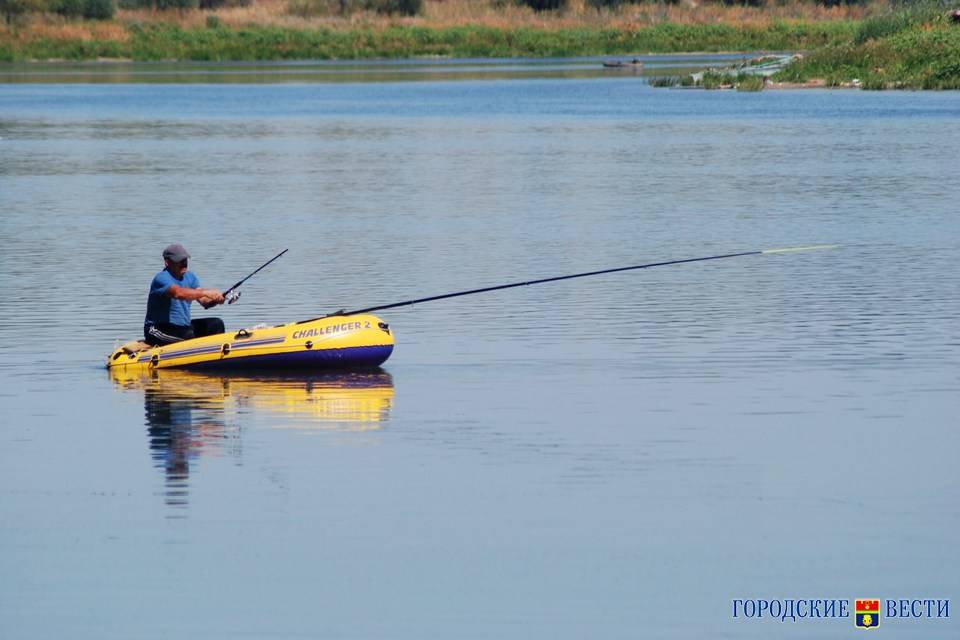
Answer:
xmin=5 ymin=51 xmax=793 ymax=65
xmin=1 ymin=5 xmax=958 ymax=89
xmin=0 ymin=21 xmax=856 ymax=63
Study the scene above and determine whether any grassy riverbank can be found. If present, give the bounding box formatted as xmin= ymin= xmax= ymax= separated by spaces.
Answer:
xmin=0 ymin=21 xmax=860 ymax=61
xmin=0 ymin=0 xmax=873 ymax=61
xmin=2 ymin=0 xmax=957 ymax=89
xmin=642 ymin=4 xmax=960 ymax=90
xmin=772 ymin=7 xmax=960 ymax=89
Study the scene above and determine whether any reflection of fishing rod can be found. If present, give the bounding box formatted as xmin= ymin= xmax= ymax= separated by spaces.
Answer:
xmin=323 ymin=245 xmax=837 ymax=317
xmin=215 ymin=249 xmax=289 ymax=306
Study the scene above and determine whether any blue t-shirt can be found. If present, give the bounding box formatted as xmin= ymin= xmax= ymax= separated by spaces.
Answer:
xmin=144 ymin=268 xmax=200 ymax=327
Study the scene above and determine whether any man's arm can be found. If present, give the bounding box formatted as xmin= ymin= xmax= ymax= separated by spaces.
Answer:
xmin=168 ymin=284 xmax=225 ymax=307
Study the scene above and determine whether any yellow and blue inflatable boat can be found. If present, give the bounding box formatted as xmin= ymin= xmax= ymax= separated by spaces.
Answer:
xmin=106 ymin=314 xmax=393 ymax=371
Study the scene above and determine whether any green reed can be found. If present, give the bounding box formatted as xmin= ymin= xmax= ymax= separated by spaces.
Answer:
xmin=1 ymin=21 xmax=857 ymax=62
xmin=774 ymin=8 xmax=960 ymax=90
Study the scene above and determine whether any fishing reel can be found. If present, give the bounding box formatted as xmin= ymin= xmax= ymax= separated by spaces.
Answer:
xmin=226 ymin=290 xmax=241 ymax=305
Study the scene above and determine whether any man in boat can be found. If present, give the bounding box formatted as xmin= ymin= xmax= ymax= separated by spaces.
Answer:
xmin=144 ymin=244 xmax=226 ymax=346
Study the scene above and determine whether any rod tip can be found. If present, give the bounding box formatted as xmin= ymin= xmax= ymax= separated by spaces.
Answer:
xmin=761 ymin=244 xmax=840 ymax=255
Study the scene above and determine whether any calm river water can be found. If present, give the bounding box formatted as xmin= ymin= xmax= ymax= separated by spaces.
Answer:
xmin=1 ymin=58 xmax=958 ymax=639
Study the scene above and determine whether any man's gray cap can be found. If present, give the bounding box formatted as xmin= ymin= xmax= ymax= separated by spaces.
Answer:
xmin=162 ymin=243 xmax=191 ymax=262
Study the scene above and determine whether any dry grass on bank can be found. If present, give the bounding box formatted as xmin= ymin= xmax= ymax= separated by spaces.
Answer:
xmin=1 ymin=17 xmax=129 ymax=44
xmin=422 ymin=0 xmax=877 ymax=28
xmin=125 ymin=0 xmax=879 ymax=29
xmin=0 ymin=0 xmax=882 ymax=49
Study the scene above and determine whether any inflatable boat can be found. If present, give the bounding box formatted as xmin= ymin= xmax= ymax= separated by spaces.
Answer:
xmin=106 ymin=313 xmax=394 ymax=371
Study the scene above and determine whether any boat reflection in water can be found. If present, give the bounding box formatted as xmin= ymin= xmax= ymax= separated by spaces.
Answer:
xmin=109 ymin=367 xmax=394 ymax=512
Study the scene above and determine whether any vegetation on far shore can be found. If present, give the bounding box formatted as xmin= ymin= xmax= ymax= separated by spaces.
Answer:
xmin=645 ymin=3 xmax=960 ymax=90
xmin=0 ymin=0 xmax=877 ymax=61
xmin=773 ymin=4 xmax=960 ymax=88
xmin=0 ymin=21 xmax=861 ymax=61
xmin=1 ymin=0 xmax=959 ymax=89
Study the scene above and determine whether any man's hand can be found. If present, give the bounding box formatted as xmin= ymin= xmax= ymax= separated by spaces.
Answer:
xmin=199 ymin=290 xmax=226 ymax=309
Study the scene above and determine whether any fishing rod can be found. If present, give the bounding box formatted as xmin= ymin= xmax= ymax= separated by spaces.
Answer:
xmin=317 ymin=245 xmax=837 ymax=319
xmin=208 ymin=248 xmax=289 ymax=307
